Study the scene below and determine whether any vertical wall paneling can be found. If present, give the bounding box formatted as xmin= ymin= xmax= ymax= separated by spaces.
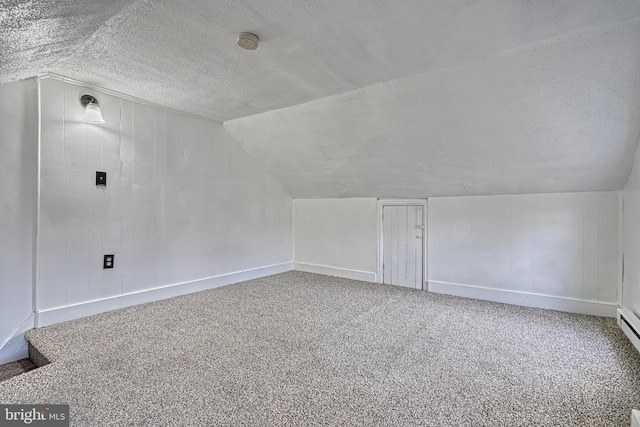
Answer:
xmin=99 ymin=94 xmax=125 ymax=300
xmin=132 ymin=102 xmax=160 ymax=289
xmin=0 ymin=79 xmax=37 ymax=363
xmin=119 ymin=99 xmax=135 ymax=296
xmin=293 ymin=198 xmax=378 ymax=282
xmin=39 ymin=81 xmax=127 ymax=308
xmin=64 ymin=82 xmax=90 ymax=304
xmin=428 ymin=192 xmax=619 ymax=316
xmin=623 ymin=144 xmax=640 ymax=318
xmin=36 ymin=76 xmax=293 ymax=324
xmin=618 ymin=193 xmax=624 ymax=307
xmin=38 ymin=78 xmax=67 ymax=309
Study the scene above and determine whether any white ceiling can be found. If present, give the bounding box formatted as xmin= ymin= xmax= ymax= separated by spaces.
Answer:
xmin=2 ymin=0 xmax=640 ymax=198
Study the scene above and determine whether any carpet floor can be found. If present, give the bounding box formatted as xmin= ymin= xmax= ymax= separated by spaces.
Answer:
xmin=1 ymin=271 xmax=639 ymax=426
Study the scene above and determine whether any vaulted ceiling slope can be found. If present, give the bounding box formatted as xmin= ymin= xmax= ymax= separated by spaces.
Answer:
xmin=226 ymin=19 xmax=640 ymax=198
xmin=2 ymin=1 xmax=640 ymax=197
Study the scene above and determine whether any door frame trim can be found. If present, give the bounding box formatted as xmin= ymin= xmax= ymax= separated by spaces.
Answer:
xmin=377 ymin=199 xmax=428 ymax=290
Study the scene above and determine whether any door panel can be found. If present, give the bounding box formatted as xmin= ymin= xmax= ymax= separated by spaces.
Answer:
xmin=382 ymin=205 xmax=423 ymax=289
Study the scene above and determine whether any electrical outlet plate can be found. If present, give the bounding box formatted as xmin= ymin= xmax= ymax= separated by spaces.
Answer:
xmin=103 ymin=254 xmax=114 ymax=269
xmin=96 ymin=171 xmax=107 ymax=186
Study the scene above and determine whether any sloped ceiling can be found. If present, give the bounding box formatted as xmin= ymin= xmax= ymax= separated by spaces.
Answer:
xmin=2 ymin=0 xmax=640 ymax=198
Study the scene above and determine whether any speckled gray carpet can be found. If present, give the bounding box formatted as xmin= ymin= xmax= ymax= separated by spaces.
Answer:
xmin=1 ymin=271 xmax=639 ymax=426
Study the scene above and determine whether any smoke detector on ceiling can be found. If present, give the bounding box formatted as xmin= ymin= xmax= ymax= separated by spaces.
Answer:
xmin=237 ymin=32 xmax=259 ymax=50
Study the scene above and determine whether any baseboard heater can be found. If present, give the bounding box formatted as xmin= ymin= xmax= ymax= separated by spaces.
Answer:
xmin=617 ymin=307 xmax=640 ymax=355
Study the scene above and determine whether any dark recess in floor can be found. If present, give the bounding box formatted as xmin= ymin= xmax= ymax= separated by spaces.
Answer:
xmin=0 ymin=359 xmax=37 ymax=382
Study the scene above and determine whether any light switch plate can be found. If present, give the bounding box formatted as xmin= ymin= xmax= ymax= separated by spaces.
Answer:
xmin=96 ymin=171 xmax=107 ymax=186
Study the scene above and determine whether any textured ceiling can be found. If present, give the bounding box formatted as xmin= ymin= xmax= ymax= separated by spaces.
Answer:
xmin=2 ymin=1 xmax=640 ymax=197
xmin=226 ymin=20 xmax=640 ymax=198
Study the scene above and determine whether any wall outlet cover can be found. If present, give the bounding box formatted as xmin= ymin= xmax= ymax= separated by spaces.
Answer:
xmin=103 ymin=254 xmax=114 ymax=269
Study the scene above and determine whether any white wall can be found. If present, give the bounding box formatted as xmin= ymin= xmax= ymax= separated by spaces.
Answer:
xmin=36 ymin=76 xmax=293 ymax=325
xmin=294 ymin=198 xmax=378 ymax=282
xmin=623 ymin=145 xmax=640 ymax=319
xmin=428 ymin=192 xmax=619 ymax=316
xmin=0 ymin=79 xmax=37 ymax=363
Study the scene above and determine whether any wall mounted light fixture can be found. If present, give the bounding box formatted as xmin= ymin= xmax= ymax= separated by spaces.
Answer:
xmin=80 ymin=94 xmax=105 ymax=124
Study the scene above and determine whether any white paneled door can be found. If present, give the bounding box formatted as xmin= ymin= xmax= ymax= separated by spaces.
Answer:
xmin=382 ymin=205 xmax=424 ymax=289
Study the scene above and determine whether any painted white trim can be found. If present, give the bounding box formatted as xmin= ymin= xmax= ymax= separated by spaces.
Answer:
xmin=424 ymin=200 xmax=428 ymax=289
xmin=618 ymin=191 xmax=624 ymax=306
xmin=429 ymin=280 xmax=617 ymax=317
xmin=632 ymin=409 xmax=640 ymax=427
xmin=292 ymin=202 xmax=296 ymax=271
xmin=377 ymin=199 xmax=429 ymax=206
xmin=0 ymin=79 xmax=39 ymax=365
xmin=37 ymin=73 xmax=220 ymax=124
xmin=0 ymin=314 xmax=35 ymax=365
xmin=618 ymin=307 xmax=640 ymax=354
xmin=34 ymin=77 xmax=41 ymax=316
xmin=294 ymin=262 xmax=376 ymax=282
xmin=36 ymin=262 xmax=293 ymax=327
xmin=377 ymin=199 xmax=428 ymax=289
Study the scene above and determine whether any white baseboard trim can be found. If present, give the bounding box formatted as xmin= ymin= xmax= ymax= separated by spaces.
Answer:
xmin=294 ymin=262 xmax=376 ymax=283
xmin=0 ymin=313 xmax=35 ymax=365
xmin=36 ymin=262 xmax=294 ymax=327
xmin=428 ymin=280 xmax=617 ymax=317
xmin=632 ymin=409 xmax=640 ymax=427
